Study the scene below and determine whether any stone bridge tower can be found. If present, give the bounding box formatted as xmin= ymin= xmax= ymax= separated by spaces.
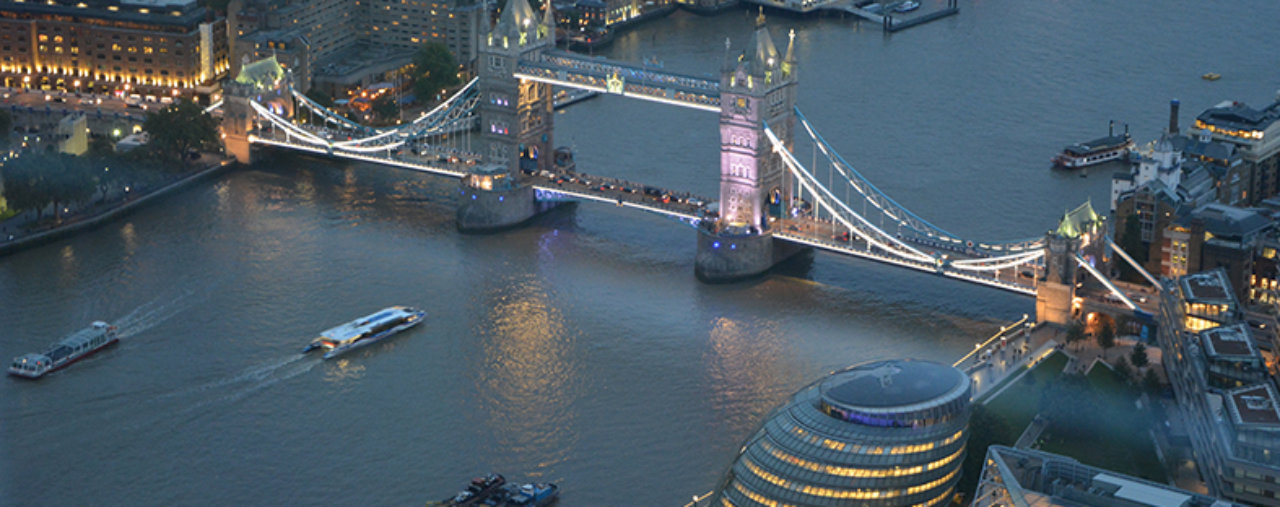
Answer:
xmin=221 ymin=55 xmax=294 ymax=165
xmin=695 ymin=12 xmax=805 ymax=282
xmin=476 ymin=0 xmax=555 ymax=176
xmin=1036 ymin=201 xmax=1107 ymax=325
xmin=718 ymin=11 xmax=797 ymax=231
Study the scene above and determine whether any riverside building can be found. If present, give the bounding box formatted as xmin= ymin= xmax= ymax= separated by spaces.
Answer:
xmin=973 ymin=446 xmax=1233 ymax=507
xmin=229 ymin=0 xmax=485 ymax=97
xmin=0 ymin=0 xmax=229 ymax=101
xmin=1157 ymin=269 xmax=1280 ymax=504
xmin=710 ymin=359 xmax=970 ymax=506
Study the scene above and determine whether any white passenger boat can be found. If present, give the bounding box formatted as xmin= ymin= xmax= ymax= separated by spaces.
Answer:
xmin=9 ymin=321 xmax=119 ymax=379
xmin=303 ymin=306 xmax=425 ymax=359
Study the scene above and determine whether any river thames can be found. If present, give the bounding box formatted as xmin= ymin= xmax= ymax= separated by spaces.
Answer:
xmin=3 ymin=0 xmax=1280 ymax=504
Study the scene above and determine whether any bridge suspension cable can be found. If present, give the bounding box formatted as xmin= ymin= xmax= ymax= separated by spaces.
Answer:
xmin=793 ymin=107 xmax=1044 ymax=254
xmin=766 ymin=122 xmax=1045 ymax=279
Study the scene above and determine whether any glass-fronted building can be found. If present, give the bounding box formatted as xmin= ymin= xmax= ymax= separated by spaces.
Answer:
xmin=712 ymin=359 xmax=971 ymax=507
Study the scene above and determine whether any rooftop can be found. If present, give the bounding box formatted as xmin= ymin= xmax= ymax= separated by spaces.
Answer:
xmin=1189 ymin=203 xmax=1273 ymax=239
xmin=1197 ymin=100 xmax=1280 ymax=132
xmin=820 ymin=359 xmax=966 ymax=409
xmin=0 ymin=0 xmax=210 ymax=26
xmin=1200 ymin=324 xmax=1258 ymax=359
xmin=981 ymin=446 xmax=1234 ymax=507
xmin=1226 ymin=384 xmax=1280 ymax=427
xmin=1179 ymin=269 xmax=1235 ymax=306
xmin=1053 ymin=200 xmax=1103 ymax=239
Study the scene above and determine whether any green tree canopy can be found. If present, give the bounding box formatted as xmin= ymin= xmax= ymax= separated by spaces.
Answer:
xmin=412 ymin=42 xmax=461 ymax=103
xmin=142 ymin=100 xmax=220 ymax=168
xmin=1097 ymin=319 xmax=1116 ymax=357
xmin=372 ymin=94 xmax=399 ymax=122
xmin=1130 ymin=341 xmax=1149 ymax=369
xmin=1 ymin=152 xmax=99 ymax=219
xmin=1065 ymin=320 xmax=1086 ymax=350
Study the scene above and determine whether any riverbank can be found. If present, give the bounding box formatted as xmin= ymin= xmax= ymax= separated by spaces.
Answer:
xmin=0 ymin=156 xmax=236 ymax=257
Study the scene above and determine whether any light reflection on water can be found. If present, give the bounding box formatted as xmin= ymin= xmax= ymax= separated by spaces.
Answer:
xmin=475 ymin=274 xmax=579 ymax=472
xmin=325 ymin=358 xmax=368 ymax=383
xmin=704 ymin=316 xmax=796 ymax=438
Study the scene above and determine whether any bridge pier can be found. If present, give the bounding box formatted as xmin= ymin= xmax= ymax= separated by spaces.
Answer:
xmin=695 ymin=230 xmax=808 ymax=282
xmin=455 ymin=165 xmax=559 ymax=232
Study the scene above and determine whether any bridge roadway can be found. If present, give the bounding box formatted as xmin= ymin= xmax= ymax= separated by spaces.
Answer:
xmin=248 ymin=127 xmax=712 ymax=221
xmin=771 ymin=216 xmax=1040 ymax=296
xmin=249 ymin=131 xmax=1042 ymax=296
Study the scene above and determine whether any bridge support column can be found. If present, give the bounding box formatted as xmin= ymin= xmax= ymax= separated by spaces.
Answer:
xmin=455 ymin=165 xmax=564 ymax=232
xmin=695 ymin=231 xmax=808 ymax=282
xmin=456 ymin=183 xmax=540 ymax=233
xmin=1035 ymin=281 xmax=1075 ymax=327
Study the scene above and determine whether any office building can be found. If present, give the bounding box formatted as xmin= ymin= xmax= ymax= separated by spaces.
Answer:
xmin=711 ymin=359 xmax=970 ymax=506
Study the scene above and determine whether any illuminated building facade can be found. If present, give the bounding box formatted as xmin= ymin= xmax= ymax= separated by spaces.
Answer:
xmin=973 ymin=446 xmax=1231 ymax=507
xmin=1189 ymin=98 xmax=1280 ymax=206
xmin=711 ymin=359 xmax=970 ymax=507
xmin=359 ymin=0 xmax=484 ymax=67
xmin=0 ymin=0 xmax=229 ymax=100
xmin=1157 ymin=269 xmax=1280 ymax=504
xmin=229 ymin=0 xmax=483 ymax=97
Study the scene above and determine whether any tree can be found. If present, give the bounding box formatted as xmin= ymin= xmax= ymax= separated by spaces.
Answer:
xmin=1130 ymin=341 xmax=1149 ymax=370
xmin=1114 ymin=357 xmax=1132 ymax=382
xmin=372 ymin=94 xmax=399 ymax=122
xmin=142 ymin=100 xmax=220 ymax=168
xmin=1 ymin=152 xmax=97 ymax=220
xmin=1097 ymin=319 xmax=1116 ymax=358
xmin=1065 ymin=320 xmax=1086 ymax=350
xmin=412 ymin=42 xmax=460 ymax=103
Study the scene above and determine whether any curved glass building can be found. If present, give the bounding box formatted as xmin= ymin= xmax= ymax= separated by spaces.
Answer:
xmin=712 ymin=359 xmax=971 ymax=507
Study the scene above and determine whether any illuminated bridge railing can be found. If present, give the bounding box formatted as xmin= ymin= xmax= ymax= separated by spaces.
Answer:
xmin=516 ymin=52 xmax=721 ymax=112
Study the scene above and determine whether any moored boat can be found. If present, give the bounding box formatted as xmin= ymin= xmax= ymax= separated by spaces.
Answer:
xmin=302 ymin=306 xmax=425 ymax=359
xmin=8 ymin=321 xmax=119 ymax=379
xmin=1051 ymin=124 xmax=1134 ymax=169
xmin=503 ymin=482 xmax=559 ymax=506
xmin=439 ymin=473 xmax=505 ymax=506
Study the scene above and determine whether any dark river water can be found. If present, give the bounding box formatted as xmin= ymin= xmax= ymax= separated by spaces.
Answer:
xmin=3 ymin=0 xmax=1279 ymax=504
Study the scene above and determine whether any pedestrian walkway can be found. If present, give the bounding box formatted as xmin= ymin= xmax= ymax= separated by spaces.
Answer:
xmin=1014 ymin=414 xmax=1049 ymax=449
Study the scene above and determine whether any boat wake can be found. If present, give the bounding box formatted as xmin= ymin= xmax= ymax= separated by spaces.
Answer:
xmin=162 ymin=354 xmax=321 ymax=417
xmin=112 ymin=288 xmax=196 ymax=339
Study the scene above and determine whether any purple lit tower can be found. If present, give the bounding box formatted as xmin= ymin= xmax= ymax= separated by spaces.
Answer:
xmin=695 ymin=12 xmax=808 ymax=282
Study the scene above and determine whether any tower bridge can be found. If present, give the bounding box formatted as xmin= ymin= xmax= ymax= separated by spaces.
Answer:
xmin=216 ymin=2 xmax=1159 ymax=325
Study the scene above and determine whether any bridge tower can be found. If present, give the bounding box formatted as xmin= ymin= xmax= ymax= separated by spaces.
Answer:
xmin=476 ymin=0 xmax=555 ymax=175
xmin=221 ymin=56 xmax=294 ymax=165
xmin=1036 ymin=201 xmax=1107 ymax=325
xmin=695 ymin=12 xmax=807 ymax=282
xmin=457 ymin=0 xmax=558 ymax=231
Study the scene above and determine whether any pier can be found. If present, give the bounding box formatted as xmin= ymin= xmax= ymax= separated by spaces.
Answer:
xmin=818 ymin=0 xmax=958 ymax=32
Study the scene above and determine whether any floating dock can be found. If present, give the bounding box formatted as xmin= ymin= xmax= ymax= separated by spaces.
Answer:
xmin=820 ymin=0 xmax=958 ymax=32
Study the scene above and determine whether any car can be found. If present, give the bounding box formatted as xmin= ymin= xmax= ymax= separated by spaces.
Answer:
xmin=1019 ymin=269 xmax=1035 ymax=278
xmin=1127 ymin=293 xmax=1149 ymax=303
xmin=833 ymin=231 xmax=852 ymax=242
